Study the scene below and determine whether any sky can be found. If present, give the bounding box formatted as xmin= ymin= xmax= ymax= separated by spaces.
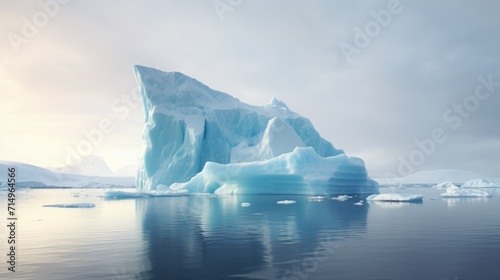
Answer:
xmin=1 ymin=0 xmax=499 ymax=178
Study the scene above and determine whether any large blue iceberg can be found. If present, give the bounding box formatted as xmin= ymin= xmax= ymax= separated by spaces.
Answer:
xmin=134 ymin=65 xmax=378 ymax=195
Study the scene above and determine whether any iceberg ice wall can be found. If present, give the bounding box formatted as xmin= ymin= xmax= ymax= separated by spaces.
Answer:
xmin=134 ymin=65 xmax=378 ymax=194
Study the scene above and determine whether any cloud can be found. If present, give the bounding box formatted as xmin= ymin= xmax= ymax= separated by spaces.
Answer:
xmin=1 ymin=0 xmax=499 ymax=177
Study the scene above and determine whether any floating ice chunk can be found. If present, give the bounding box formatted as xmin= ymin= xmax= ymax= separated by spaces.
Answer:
xmin=440 ymin=186 xmax=492 ymax=198
xmin=43 ymin=203 xmax=96 ymax=208
xmin=353 ymin=200 xmax=364 ymax=206
xmin=104 ymin=190 xmax=142 ymax=198
xmin=241 ymin=202 xmax=251 ymax=207
xmin=104 ymin=186 xmax=189 ymax=199
xmin=433 ymin=181 xmax=457 ymax=189
xmin=366 ymin=193 xmax=423 ymax=202
xmin=307 ymin=196 xmax=326 ymax=201
xmin=277 ymin=200 xmax=296 ymax=205
xmin=149 ymin=185 xmax=190 ymax=197
xmin=331 ymin=195 xmax=352 ymax=201
xmin=461 ymin=179 xmax=500 ymax=188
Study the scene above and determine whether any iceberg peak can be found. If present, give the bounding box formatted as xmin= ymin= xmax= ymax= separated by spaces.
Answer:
xmin=268 ymin=97 xmax=289 ymax=110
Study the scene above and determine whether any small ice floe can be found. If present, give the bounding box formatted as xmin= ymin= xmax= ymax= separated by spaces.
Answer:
xmin=440 ymin=186 xmax=492 ymax=198
xmin=307 ymin=196 xmax=326 ymax=201
xmin=277 ymin=200 xmax=296 ymax=205
xmin=353 ymin=200 xmax=364 ymax=206
xmin=104 ymin=190 xmax=142 ymax=199
xmin=461 ymin=179 xmax=500 ymax=188
xmin=366 ymin=193 xmax=424 ymax=202
xmin=43 ymin=203 xmax=96 ymax=208
xmin=241 ymin=202 xmax=251 ymax=207
xmin=331 ymin=195 xmax=352 ymax=201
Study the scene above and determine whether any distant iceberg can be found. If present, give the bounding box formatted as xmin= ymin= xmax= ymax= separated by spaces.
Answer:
xmin=440 ymin=185 xmax=492 ymax=198
xmin=367 ymin=193 xmax=423 ymax=202
xmin=461 ymin=179 xmax=500 ymax=188
xmin=134 ymin=66 xmax=379 ymax=195
xmin=433 ymin=181 xmax=457 ymax=189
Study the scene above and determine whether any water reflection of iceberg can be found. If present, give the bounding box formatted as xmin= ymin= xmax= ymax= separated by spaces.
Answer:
xmin=136 ymin=195 xmax=369 ymax=279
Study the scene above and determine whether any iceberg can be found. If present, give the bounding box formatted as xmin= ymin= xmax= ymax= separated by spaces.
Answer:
xmin=461 ymin=179 xmax=500 ymax=188
xmin=366 ymin=193 xmax=423 ymax=202
xmin=433 ymin=181 xmax=457 ymax=189
xmin=134 ymin=65 xmax=379 ymax=195
xmin=440 ymin=186 xmax=492 ymax=198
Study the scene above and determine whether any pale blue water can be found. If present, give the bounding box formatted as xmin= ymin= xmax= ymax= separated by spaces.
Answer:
xmin=1 ymin=187 xmax=499 ymax=280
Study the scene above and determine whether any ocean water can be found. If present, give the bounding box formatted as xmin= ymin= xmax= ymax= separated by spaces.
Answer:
xmin=1 ymin=187 xmax=499 ymax=280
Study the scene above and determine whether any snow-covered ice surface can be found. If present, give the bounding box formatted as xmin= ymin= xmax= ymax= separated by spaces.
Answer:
xmin=134 ymin=66 xmax=378 ymax=195
xmin=440 ymin=186 xmax=492 ymax=198
xmin=461 ymin=179 xmax=500 ymax=188
xmin=42 ymin=203 xmax=96 ymax=208
xmin=367 ymin=193 xmax=424 ymax=202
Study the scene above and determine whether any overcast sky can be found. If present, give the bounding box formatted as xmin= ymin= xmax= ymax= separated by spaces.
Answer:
xmin=1 ymin=0 xmax=499 ymax=178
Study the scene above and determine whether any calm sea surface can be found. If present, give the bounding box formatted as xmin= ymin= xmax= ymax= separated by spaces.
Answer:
xmin=1 ymin=187 xmax=499 ymax=280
